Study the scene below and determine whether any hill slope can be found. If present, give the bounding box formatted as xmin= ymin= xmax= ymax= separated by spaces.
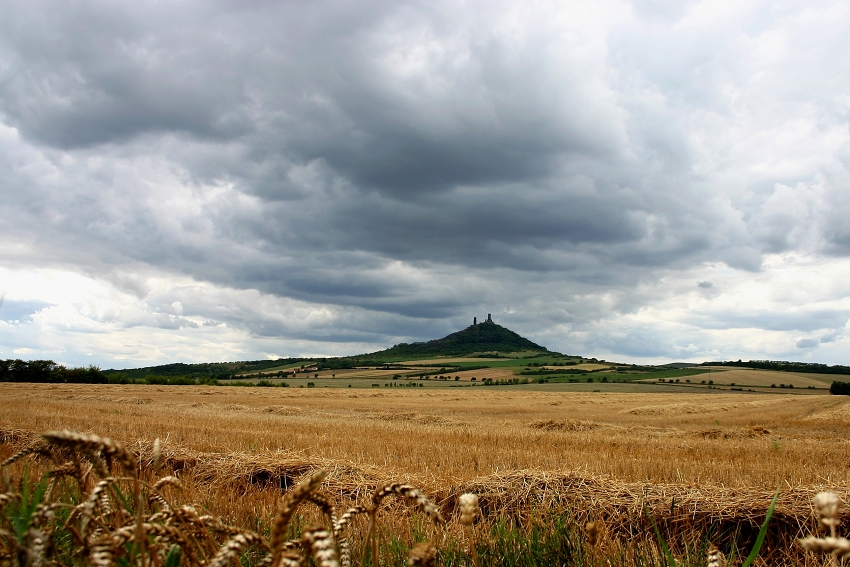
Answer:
xmin=102 ymin=322 xmax=551 ymax=375
xmin=372 ymin=321 xmax=548 ymax=358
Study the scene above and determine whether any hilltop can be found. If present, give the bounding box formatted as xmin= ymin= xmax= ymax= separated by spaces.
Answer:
xmin=372 ymin=320 xmax=549 ymax=359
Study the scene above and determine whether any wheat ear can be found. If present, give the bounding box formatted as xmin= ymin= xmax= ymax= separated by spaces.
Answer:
xmin=1 ymin=444 xmax=50 ymax=468
xmin=408 ymin=542 xmax=437 ymax=567
xmin=799 ymin=536 xmax=850 ymax=558
xmin=208 ymin=531 xmax=266 ymax=567
xmin=0 ymin=492 xmax=21 ymax=506
xmin=306 ymin=492 xmax=337 ymax=523
xmin=706 ymin=544 xmax=726 ymax=567
xmin=301 ymin=525 xmax=340 ymax=567
xmin=338 ymin=536 xmax=351 ymax=567
xmin=798 ymin=492 xmax=848 ymax=560
xmin=42 ymin=431 xmax=138 ymax=472
xmin=371 ymin=484 xmax=444 ymax=524
xmin=270 ymin=470 xmax=328 ymax=567
xmin=334 ymin=505 xmax=368 ymax=537
xmin=152 ymin=437 xmax=162 ymax=472
xmin=279 ymin=550 xmax=304 ymax=567
xmin=459 ymin=493 xmax=480 ymax=567
xmin=814 ymin=491 xmax=842 ymax=537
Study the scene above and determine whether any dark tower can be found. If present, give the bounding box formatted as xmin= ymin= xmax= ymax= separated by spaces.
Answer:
xmin=487 ymin=313 xmax=492 ymax=322
xmin=473 ymin=317 xmax=477 ymax=326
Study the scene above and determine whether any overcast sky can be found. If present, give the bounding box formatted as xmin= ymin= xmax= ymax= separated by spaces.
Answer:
xmin=1 ymin=0 xmax=849 ymax=368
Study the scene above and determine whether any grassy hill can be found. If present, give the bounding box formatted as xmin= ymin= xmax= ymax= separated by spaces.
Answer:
xmin=94 ymin=320 xmax=845 ymax=388
xmin=103 ymin=359 xmax=302 ymax=381
xmin=373 ymin=321 xmax=548 ymax=359
xmin=101 ymin=321 xmax=552 ymax=377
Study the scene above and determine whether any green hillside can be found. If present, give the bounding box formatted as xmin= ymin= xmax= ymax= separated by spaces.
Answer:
xmin=103 ymin=359 xmax=302 ymax=380
xmin=373 ymin=321 xmax=548 ymax=358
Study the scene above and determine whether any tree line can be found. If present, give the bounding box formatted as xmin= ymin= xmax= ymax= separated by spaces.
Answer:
xmin=0 ymin=359 xmax=107 ymax=383
xmin=703 ymin=360 xmax=850 ymax=375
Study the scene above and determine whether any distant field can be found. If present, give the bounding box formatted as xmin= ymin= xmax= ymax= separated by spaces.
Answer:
xmin=218 ymin=364 xmax=836 ymax=394
xmin=634 ymin=366 xmax=834 ymax=389
xmin=394 ymin=356 xmax=515 ymax=364
xmin=694 ymin=366 xmax=836 ymax=387
xmin=542 ymin=363 xmax=611 ymax=371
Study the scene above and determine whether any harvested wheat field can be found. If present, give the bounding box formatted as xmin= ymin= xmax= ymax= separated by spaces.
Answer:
xmin=2 ymin=383 xmax=849 ymax=565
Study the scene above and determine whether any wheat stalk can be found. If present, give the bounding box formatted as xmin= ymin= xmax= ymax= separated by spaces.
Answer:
xmin=152 ymin=438 xmax=162 ymax=473
xmin=270 ymin=470 xmax=327 ymax=567
xmin=301 ymin=525 xmax=340 ymax=567
xmin=334 ymin=505 xmax=367 ymax=536
xmin=365 ymin=483 xmax=444 ymax=567
xmin=306 ymin=491 xmax=337 ymax=523
xmin=799 ymin=536 xmax=850 ymax=558
xmin=42 ymin=431 xmax=137 ymax=472
xmin=1 ymin=443 xmax=50 ymax=468
xmin=798 ymin=491 xmax=848 ymax=563
xmin=153 ymin=475 xmax=181 ymax=491
xmin=371 ymin=483 xmax=444 ymax=524
xmin=208 ymin=531 xmax=266 ymax=567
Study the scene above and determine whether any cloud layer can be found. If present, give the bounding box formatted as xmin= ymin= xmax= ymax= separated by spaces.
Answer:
xmin=1 ymin=0 xmax=848 ymax=367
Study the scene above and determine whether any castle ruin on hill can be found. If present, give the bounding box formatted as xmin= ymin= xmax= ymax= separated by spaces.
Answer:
xmin=472 ymin=314 xmax=493 ymax=326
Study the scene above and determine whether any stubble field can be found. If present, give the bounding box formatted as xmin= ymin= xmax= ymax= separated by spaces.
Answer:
xmin=2 ymin=382 xmax=848 ymax=565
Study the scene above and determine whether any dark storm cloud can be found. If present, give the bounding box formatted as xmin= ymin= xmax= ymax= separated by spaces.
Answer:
xmin=1 ymin=0 xmax=849 ymax=364
xmin=0 ymin=2 xmax=254 ymax=147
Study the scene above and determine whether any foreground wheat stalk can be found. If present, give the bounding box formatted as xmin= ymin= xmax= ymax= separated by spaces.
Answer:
xmin=799 ymin=491 xmax=849 ymax=562
xmin=0 ymin=430 xmax=444 ymax=567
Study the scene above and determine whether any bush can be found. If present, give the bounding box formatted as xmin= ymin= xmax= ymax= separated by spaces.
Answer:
xmin=107 ymin=372 xmax=133 ymax=384
xmin=145 ymin=375 xmax=196 ymax=385
xmin=830 ymin=381 xmax=850 ymax=395
xmin=255 ymin=380 xmax=288 ymax=387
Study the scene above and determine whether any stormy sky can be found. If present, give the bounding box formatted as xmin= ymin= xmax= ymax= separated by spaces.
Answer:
xmin=1 ymin=0 xmax=849 ymax=368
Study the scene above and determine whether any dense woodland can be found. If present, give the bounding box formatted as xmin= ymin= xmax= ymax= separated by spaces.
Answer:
xmin=0 ymin=359 xmax=107 ymax=383
xmin=703 ymin=359 xmax=850 ymax=375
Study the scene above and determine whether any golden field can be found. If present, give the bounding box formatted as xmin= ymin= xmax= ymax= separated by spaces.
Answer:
xmin=2 ymin=383 xmax=849 ymax=487
xmin=2 ymin=382 xmax=849 ymax=565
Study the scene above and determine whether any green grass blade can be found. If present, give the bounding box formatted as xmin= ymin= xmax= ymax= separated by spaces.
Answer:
xmin=164 ymin=544 xmax=181 ymax=567
xmin=644 ymin=503 xmax=677 ymax=567
xmin=740 ymin=491 xmax=779 ymax=567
